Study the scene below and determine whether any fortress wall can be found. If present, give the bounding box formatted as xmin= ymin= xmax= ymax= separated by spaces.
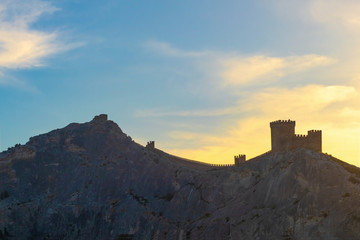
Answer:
xmin=210 ymin=164 xmax=234 ymax=167
xmin=293 ymin=135 xmax=308 ymax=150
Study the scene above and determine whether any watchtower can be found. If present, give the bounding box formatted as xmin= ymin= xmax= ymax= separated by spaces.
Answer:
xmin=307 ymin=130 xmax=322 ymax=152
xmin=146 ymin=141 xmax=155 ymax=149
xmin=234 ymin=154 xmax=246 ymax=166
xmin=270 ymin=120 xmax=295 ymax=152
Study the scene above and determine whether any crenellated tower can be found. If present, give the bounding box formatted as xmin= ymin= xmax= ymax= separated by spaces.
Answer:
xmin=270 ymin=120 xmax=296 ymax=152
xmin=234 ymin=154 xmax=246 ymax=166
xmin=307 ymin=130 xmax=322 ymax=152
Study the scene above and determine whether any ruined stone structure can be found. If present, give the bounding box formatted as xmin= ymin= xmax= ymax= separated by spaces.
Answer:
xmin=146 ymin=141 xmax=155 ymax=149
xmin=93 ymin=114 xmax=108 ymax=122
xmin=234 ymin=154 xmax=246 ymax=166
xmin=270 ymin=120 xmax=322 ymax=152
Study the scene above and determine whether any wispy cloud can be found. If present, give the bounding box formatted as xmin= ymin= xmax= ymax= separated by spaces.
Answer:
xmin=309 ymin=0 xmax=360 ymax=29
xmin=134 ymin=106 xmax=243 ymax=118
xmin=144 ymin=40 xmax=210 ymax=57
xmin=219 ymin=54 xmax=335 ymax=86
xmin=242 ymin=85 xmax=356 ymax=117
xmin=144 ymin=41 xmax=335 ymax=87
xmin=272 ymin=0 xmax=360 ymax=33
xmin=0 ymin=0 xmax=75 ymax=86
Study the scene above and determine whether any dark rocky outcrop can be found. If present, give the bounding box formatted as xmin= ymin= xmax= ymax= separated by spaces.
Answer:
xmin=1 ymin=116 xmax=360 ymax=240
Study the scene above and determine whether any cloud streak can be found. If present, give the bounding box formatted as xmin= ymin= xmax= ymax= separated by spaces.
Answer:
xmin=144 ymin=40 xmax=210 ymax=57
xmin=134 ymin=106 xmax=243 ymax=117
xmin=144 ymin=41 xmax=335 ymax=87
xmin=219 ymin=54 xmax=335 ymax=86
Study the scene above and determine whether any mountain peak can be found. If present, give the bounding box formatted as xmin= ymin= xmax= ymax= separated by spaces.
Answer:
xmin=1 ymin=118 xmax=360 ymax=239
xmin=24 ymin=114 xmax=128 ymax=155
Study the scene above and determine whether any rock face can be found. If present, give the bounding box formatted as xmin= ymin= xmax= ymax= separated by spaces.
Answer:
xmin=1 ymin=116 xmax=360 ymax=240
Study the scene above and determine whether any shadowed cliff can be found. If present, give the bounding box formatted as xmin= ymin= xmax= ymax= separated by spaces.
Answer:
xmin=1 ymin=116 xmax=360 ymax=240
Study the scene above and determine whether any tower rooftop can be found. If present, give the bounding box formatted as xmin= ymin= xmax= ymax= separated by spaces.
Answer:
xmin=270 ymin=119 xmax=295 ymax=127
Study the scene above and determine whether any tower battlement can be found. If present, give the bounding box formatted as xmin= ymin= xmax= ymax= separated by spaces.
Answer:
xmin=270 ymin=119 xmax=295 ymax=127
xmin=270 ymin=120 xmax=322 ymax=152
xmin=308 ymin=130 xmax=321 ymax=133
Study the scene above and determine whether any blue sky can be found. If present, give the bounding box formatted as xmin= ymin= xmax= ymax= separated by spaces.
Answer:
xmin=1 ymin=0 xmax=360 ymax=166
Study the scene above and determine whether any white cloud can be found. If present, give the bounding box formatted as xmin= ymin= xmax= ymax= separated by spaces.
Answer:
xmin=0 ymin=30 xmax=59 ymax=68
xmin=0 ymin=0 xmax=72 ymax=84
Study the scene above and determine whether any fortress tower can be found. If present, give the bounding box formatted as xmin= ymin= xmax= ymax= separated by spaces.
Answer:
xmin=270 ymin=120 xmax=322 ymax=152
xmin=307 ymin=130 xmax=322 ymax=152
xmin=234 ymin=154 xmax=246 ymax=166
xmin=270 ymin=120 xmax=295 ymax=152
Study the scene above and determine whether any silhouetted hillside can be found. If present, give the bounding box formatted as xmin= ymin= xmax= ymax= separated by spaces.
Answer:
xmin=1 ymin=115 xmax=360 ymax=240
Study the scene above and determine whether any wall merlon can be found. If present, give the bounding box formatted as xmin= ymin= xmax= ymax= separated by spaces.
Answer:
xmin=308 ymin=130 xmax=321 ymax=133
xmin=210 ymin=163 xmax=234 ymax=167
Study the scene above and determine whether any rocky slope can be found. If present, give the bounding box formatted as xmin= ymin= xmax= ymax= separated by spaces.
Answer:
xmin=1 ymin=115 xmax=360 ymax=240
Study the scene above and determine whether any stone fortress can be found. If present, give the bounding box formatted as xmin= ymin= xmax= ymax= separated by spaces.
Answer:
xmin=270 ymin=120 xmax=322 ymax=152
xmin=146 ymin=119 xmax=322 ymax=168
xmin=231 ymin=120 xmax=322 ymax=166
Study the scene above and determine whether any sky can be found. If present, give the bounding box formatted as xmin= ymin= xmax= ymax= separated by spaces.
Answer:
xmin=1 ymin=0 xmax=360 ymax=166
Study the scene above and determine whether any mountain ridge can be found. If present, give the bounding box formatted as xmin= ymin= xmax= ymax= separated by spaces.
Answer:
xmin=1 ymin=115 xmax=360 ymax=240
